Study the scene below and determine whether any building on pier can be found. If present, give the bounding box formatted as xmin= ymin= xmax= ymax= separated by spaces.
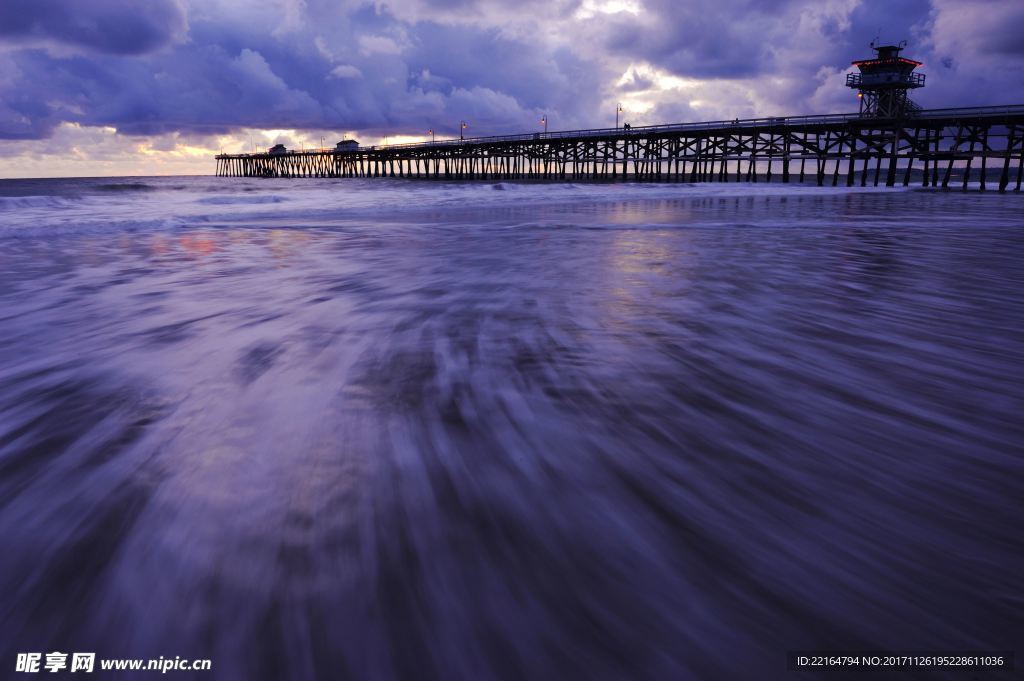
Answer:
xmin=335 ymin=139 xmax=359 ymax=151
xmin=846 ymin=41 xmax=926 ymax=118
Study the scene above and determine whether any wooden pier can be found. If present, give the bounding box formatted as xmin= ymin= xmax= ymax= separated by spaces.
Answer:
xmin=215 ymin=105 xmax=1024 ymax=191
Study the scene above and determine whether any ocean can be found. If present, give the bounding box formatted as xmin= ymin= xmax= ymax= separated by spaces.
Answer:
xmin=0 ymin=176 xmax=1021 ymax=679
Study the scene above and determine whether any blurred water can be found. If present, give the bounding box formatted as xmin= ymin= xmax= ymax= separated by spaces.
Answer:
xmin=0 ymin=177 xmax=1022 ymax=680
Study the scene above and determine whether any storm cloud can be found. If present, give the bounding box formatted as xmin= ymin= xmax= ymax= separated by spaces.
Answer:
xmin=1 ymin=0 xmax=1023 ymax=173
xmin=0 ymin=0 xmax=188 ymax=55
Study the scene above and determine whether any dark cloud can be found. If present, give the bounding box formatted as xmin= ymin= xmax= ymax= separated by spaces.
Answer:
xmin=0 ymin=0 xmax=1023 ymax=143
xmin=0 ymin=1 xmax=603 ymax=140
xmin=597 ymin=0 xmax=778 ymax=79
xmin=0 ymin=0 xmax=187 ymax=55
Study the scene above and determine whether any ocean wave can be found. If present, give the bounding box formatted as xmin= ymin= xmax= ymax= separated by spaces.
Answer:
xmin=0 ymin=216 xmax=190 ymax=238
xmin=196 ymin=195 xmax=289 ymax=205
xmin=0 ymin=195 xmax=83 ymax=211
xmin=95 ymin=183 xmax=159 ymax=192
xmin=0 ymin=180 xmax=1021 ymax=680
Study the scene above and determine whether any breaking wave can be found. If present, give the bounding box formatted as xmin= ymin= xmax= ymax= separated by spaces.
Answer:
xmin=95 ymin=182 xmax=159 ymax=192
xmin=196 ymin=195 xmax=289 ymax=205
xmin=0 ymin=195 xmax=83 ymax=210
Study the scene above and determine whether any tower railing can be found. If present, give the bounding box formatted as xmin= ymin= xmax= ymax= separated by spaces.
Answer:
xmin=846 ymin=72 xmax=926 ymax=88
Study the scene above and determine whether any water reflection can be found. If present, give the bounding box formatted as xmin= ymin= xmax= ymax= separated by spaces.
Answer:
xmin=0 ymin=184 xmax=1022 ymax=680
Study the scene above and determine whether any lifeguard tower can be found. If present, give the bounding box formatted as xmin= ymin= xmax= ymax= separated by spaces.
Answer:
xmin=846 ymin=41 xmax=925 ymax=118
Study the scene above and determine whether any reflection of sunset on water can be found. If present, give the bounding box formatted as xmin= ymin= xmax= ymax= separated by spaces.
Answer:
xmin=0 ymin=177 xmax=1021 ymax=681
xmin=179 ymin=233 xmax=219 ymax=257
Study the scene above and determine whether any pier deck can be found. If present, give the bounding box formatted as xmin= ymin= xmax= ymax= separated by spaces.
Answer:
xmin=215 ymin=105 xmax=1024 ymax=191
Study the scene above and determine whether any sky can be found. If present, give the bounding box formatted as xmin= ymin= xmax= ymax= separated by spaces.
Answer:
xmin=1 ymin=0 xmax=1022 ymax=178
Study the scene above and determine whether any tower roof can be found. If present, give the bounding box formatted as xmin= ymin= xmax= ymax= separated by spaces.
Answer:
xmin=852 ymin=55 xmax=922 ymax=68
xmin=852 ymin=42 xmax=922 ymax=69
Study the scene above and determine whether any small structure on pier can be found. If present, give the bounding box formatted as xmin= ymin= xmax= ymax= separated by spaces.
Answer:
xmin=268 ymin=143 xmax=288 ymax=155
xmin=846 ymin=41 xmax=925 ymax=118
xmin=336 ymin=139 xmax=359 ymax=151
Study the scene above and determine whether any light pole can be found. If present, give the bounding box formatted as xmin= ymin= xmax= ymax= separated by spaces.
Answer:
xmin=616 ymin=103 xmax=624 ymax=128
xmin=320 ymin=136 xmax=325 ymax=150
xmin=428 ymin=128 xmax=435 ymax=143
xmin=540 ymin=114 xmax=547 ymax=134
xmin=460 ymin=120 xmax=468 ymax=140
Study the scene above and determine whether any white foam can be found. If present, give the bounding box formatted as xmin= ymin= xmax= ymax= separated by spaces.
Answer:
xmin=0 ymin=176 xmax=915 ymax=237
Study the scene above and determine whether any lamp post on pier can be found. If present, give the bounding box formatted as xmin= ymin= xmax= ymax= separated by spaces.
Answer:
xmin=460 ymin=120 xmax=468 ymax=140
xmin=616 ymin=103 xmax=624 ymax=128
xmin=540 ymin=114 xmax=547 ymax=134
xmin=428 ymin=128 xmax=435 ymax=143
